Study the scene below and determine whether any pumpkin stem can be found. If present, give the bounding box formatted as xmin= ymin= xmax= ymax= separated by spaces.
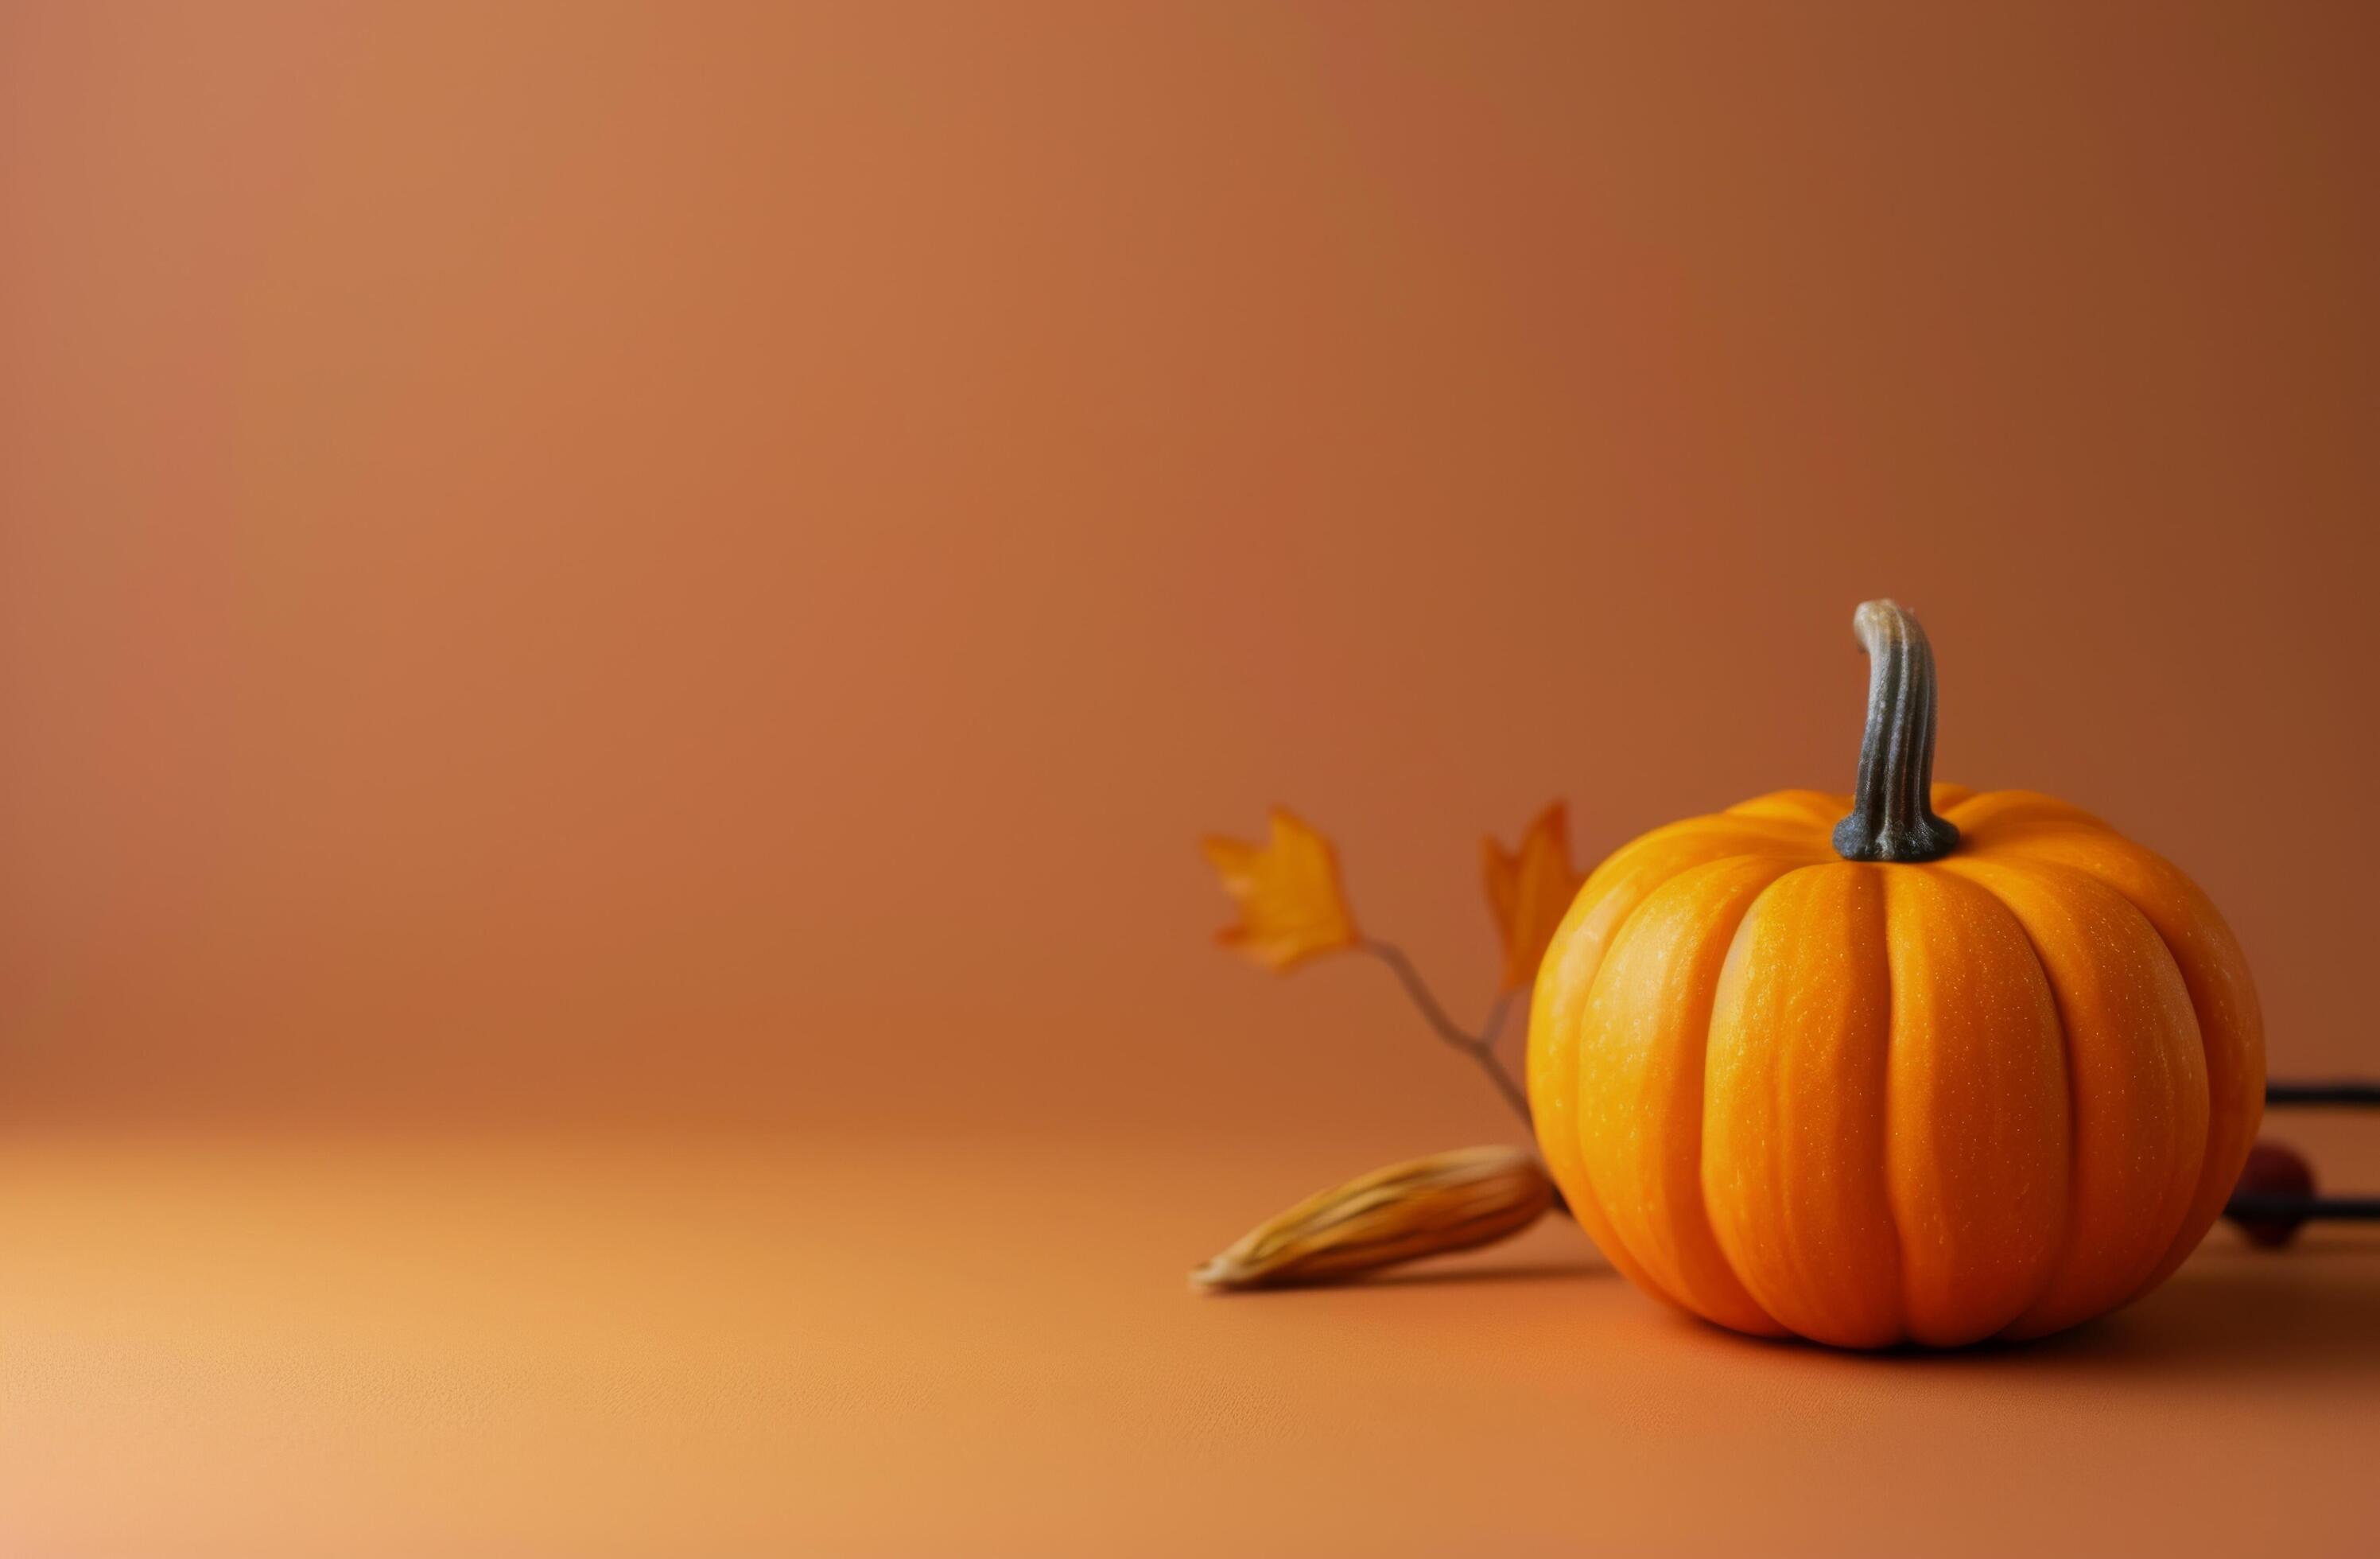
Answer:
xmin=1832 ymin=600 xmax=1960 ymax=864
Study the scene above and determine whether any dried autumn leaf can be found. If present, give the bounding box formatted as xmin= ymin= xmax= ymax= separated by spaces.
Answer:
xmin=1200 ymin=808 xmax=1361 ymax=972
xmin=1481 ymin=801 xmax=1583 ymax=990
xmin=1190 ymin=1145 xmax=1557 ymax=1291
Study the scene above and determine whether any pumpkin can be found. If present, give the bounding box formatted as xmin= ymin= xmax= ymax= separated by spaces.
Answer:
xmin=1526 ymin=601 xmax=2263 ymax=1347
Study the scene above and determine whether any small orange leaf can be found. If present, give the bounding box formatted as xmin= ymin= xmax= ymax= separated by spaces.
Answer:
xmin=1200 ymin=808 xmax=1362 ymax=972
xmin=1482 ymin=802 xmax=1583 ymax=990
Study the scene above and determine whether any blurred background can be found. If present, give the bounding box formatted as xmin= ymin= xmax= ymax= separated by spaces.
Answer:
xmin=7 ymin=6 xmax=2379 ymax=1554
xmin=7 ymin=2 xmax=2375 ymax=1146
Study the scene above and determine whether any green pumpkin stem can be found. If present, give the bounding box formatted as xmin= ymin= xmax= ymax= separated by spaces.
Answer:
xmin=1832 ymin=600 xmax=1960 ymax=864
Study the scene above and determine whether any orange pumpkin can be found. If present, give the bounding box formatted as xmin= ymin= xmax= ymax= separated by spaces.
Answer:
xmin=1527 ymin=601 xmax=2263 ymax=1347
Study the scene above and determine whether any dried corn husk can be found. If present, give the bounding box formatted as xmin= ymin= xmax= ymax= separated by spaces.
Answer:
xmin=1191 ymin=1145 xmax=1556 ymax=1292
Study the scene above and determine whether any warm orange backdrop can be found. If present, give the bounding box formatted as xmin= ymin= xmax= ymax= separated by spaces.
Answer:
xmin=8 ymin=6 xmax=2380 ymax=1555
xmin=6 ymin=2 xmax=2378 ymax=1138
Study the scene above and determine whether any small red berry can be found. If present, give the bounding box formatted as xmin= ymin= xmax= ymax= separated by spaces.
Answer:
xmin=2228 ymin=1139 xmax=2317 ymax=1248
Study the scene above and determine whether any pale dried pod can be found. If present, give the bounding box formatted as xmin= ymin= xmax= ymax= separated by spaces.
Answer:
xmin=1190 ymin=1145 xmax=1557 ymax=1292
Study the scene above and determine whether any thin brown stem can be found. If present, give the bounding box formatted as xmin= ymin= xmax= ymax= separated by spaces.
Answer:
xmin=1481 ymin=989 xmax=1514 ymax=1048
xmin=1363 ymin=939 xmax=1532 ymax=1126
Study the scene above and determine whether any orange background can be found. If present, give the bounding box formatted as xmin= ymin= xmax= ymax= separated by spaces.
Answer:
xmin=3 ymin=3 xmax=2378 ymax=1554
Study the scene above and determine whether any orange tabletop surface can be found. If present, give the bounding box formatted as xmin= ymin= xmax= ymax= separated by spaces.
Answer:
xmin=5 ymin=1117 xmax=2374 ymax=1557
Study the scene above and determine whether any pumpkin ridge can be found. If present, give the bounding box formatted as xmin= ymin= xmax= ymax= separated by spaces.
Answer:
xmin=1698 ymin=861 xmax=1856 ymax=1339
xmin=1561 ymin=865 xmax=1706 ymax=1312
xmin=1931 ymin=860 xmax=2082 ymax=1341
xmin=1532 ymin=873 xmax=1691 ymax=1311
xmin=1943 ymin=853 xmax=2210 ymax=1339
xmin=1722 ymin=790 xmax=1847 ymax=832
xmin=1541 ymin=829 xmax=1825 ymax=1314
xmin=1970 ymin=842 xmax=2246 ymax=1304
xmin=1969 ymin=835 xmax=2251 ymax=1304
xmin=1866 ymin=865 xmax=1912 ymax=1348
xmin=1880 ymin=866 xmax=2072 ymax=1344
xmin=1702 ymin=890 xmax=1788 ymax=1333
xmin=1574 ymin=855 xmax=1794 ymax=1335
xmin=1615 ymin=811 xmax=1834 ymax=863
xmin=1939 ymin=790 xmax=2108 ymax=844
xmin=2122 ymin=891 xmax=2247 ymax=1299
